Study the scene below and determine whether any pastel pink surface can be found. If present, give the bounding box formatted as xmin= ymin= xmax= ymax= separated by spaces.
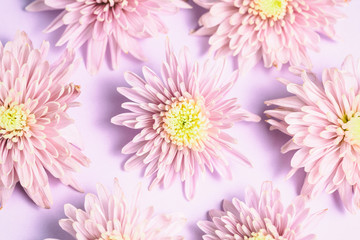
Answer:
xmin=1 ymin=1 xmax=360 ymax=239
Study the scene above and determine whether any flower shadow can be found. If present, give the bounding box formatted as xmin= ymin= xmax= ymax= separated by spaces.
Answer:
xmin=331 ymin=191 xmax=346 ymax=214
xmin=9 ymin=175 xmax=85 ymax=239
xmin=186 ymin=0 xmax=208 ymax=25
xmin=183 ymin=1 xmax=213 ymax=57
xmin=259 ymin=97 xmax=308 ymax=195
xmin=247 ymin=63 xmax=308 ymax=194
xmin=32 ymin=198 xmax=84 ymax=240
xmin=187 ymin=219 xmax=204 ymax=240
xmin=21 ymin=0 xmax=34 ymax=8
xmin=96 ymin=76 xmax=141 ymax=156
xmin=34 ymin=213 xmax=73 ymax=240
xmin=0 ymin=37 xmax=10 ymax=45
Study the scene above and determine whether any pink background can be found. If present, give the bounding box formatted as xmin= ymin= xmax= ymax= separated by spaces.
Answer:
xmin=1 ymin=1 xmax=360 ymax=239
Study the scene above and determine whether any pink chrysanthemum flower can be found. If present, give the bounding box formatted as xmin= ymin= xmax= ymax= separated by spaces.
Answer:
xmin=265 ymin=56 xmax=360 ymax=213
xmin=26 ymin=0 xmax=191 ymax=75
xmin=0 ymin=31 xmax=89 ymax=209
xmin=48 ymin=178 xmax=185 ymax=240
xmin=111 ymin=41 xmax=260 ymax=200
xmin=193 ymin=0 xmax=346 ymax=74
xmin=198 ymin=181 xmax=326 ymax=240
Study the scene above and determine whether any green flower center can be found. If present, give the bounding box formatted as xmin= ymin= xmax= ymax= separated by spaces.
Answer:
xmin=250 ymin=0 xmax=289 ymax=20
xmin=162 ymin=98 xmax=209 ymax=150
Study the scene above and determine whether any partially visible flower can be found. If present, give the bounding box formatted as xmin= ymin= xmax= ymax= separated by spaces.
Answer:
xmin=0 ymin=31 xmax=89 ymax=209
xmin=26 ymin=0 xmax=191 ymax=75
xmin=198 ymin=181 xmax=326 ymax=240
xmin=193 ymin=0 xmax=346 ymax=75
xmin=49 ymin=178 xmax=185 ymax=240
xmin=111 ymin=40 xmax=260 ymax=200
xmin=265 ymin=56 xmax=360 ymax=213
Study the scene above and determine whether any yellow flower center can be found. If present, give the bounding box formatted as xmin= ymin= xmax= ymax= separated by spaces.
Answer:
xmin=162 ymin=98 xmax=209 ymax=150
xmin=0 ymin=104 xmax=32 ymax=141
xmin=0 ymin=105 xmax=27 ymax=131
xmin=250 ymin=0 xmax=289 ymax=20
xmin=343 ymin=115 xmax=360 ymax=147
xmin=98 ymin=232 xmax=130 ymax=240
xmin=245 ymin=232 xmax=275 ymax=240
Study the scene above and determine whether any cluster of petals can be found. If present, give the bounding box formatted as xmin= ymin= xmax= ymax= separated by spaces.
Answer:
xmin=266 ymin=56 xmax=360 ymax=212
xmin=47 ymin=178 xmax=185 ymax=240
xmin=193 ymin=0 xmax=346 ymax=74
xmin=26 ymin=0 xmax=191 ymax=75
xmin=111 ymin=40 xmax=260 ymax=200
xmin=0 ymin=31 xmax=89 ymax=209
xmin=198 ymin=181 xmax=326 ymax=240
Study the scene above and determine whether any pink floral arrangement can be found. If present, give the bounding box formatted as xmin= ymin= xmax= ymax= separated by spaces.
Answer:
xmin=1 ymin=0 xmax=358 ymax=239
